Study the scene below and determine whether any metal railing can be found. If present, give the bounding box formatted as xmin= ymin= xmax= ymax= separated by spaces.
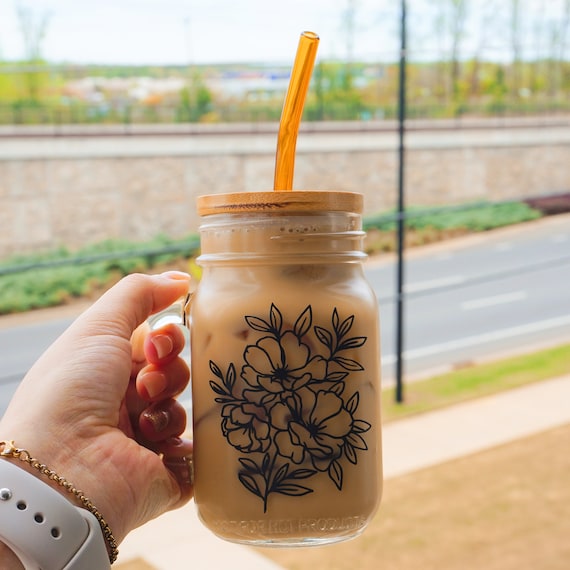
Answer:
xmin=2 ymin=101 xmax=570 ymax=128
xmin=0 ymin=197 xmax=560 ymax=278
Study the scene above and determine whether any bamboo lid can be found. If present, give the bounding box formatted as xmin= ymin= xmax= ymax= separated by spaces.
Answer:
xmin=197 ymin=191 xmax=363 ymax=216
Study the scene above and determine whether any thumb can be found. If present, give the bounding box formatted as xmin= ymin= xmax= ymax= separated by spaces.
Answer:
xmin=75 ymin=271 xmax=191 ymax=342
xmin=21 ymin=271 xmax=191 ymax=389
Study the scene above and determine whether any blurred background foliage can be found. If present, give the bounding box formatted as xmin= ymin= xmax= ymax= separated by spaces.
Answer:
xmin=1 ymin=0 xmax=569 ymax=124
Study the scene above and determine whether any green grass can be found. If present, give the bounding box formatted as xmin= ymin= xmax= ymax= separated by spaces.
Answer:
xmin=382 ymin=343 xmax=570 ymax=423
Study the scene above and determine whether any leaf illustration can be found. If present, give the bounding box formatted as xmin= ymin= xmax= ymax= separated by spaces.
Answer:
xmin=344 ymin=443 xmax=358 ymax=465
xmin=328 ymin=460 xmax=343 ymax=491
xmin=330 ymin=382 xmax=345 ymax=396
xmin=225 ymin=363 xmax=236 ymax=391
xmin=275 ymin=484 xmax=314 ymax=497
xmin=209 ymin=360 xmax=223 ymax=380
xmin=294 ymin=305 xmax=312 ymax=338
xmin=209 ymin=380 xmax=228 ymax=396
xmin=273 ymin=463 xmax=290 ymax=485
xmin=334 ymin=356 xmax=365 ymax=371
xmin=245 ymin=315 xmax=272 ymax=332
xmin=327 ymin=371 xmax=348 ymax=382
xmin=352 ymin=419 xmax=372 ymax=433
xmin=347 ymin=432 xmax=368 ymax=451
xmin=239 ymin=458 xmax=261 ymax=473
xmin=270 ymin=304 xmax=283 ymax=333
xmin=314 ymin=326 xmax=334 ymax=349
xmin=346 ymin=392 xmax=360 ymax=414
xmin=214 ymin=396 xmax=236 ymax=404
xmin=338 ymin=336 xmax=367 ymax=351
xmin=332 ymin=308 xmax=340 ymax=330
xmin=287 ymin=468 xmax=317 ymax=480
xmin=337 ymin=315 xmax=355 ymax=338
xmin=262 ymin=453 xmax=271 ymax=473
xmin=239 ymin=473 xmax=263 ymax=498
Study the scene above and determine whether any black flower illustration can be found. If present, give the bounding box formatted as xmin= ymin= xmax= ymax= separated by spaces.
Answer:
xmin=221 ymin=401 xmax=271 ymax=453
xmin=271 ymin=388 xmax=353 ymax=471
xmin=208 ymin=304 xmax=372 ymax=511
xmin=242 ymin=332 xmax=326 ymax=394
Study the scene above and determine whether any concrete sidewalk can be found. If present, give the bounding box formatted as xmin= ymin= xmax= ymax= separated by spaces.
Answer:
xmin=116 ymin=374 xmax=570 ymax=570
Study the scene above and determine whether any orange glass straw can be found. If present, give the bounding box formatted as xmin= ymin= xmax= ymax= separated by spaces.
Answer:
xmin=273 ymin=31 xmax=319 ymax=191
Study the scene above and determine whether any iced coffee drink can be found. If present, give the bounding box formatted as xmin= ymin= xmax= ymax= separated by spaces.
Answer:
xmin=189 ymin=191 xmax=382 ymax=546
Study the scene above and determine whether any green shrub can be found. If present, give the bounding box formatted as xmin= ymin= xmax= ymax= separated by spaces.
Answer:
xmin=0 ymin=202 xmax=542 ymax=315
xmin=363 ymin=201 xmax=542 ymax=232
xmin=0 ymin=234 xmax=199 ymax=315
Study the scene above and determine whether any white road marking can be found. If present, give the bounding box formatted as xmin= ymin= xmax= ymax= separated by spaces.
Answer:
xmin=461 ymin=290 xmax=528 ymax=311
xmin=553 ymin=233 xmax=568 ymax=243
xmin=381 ymin=314 xmax=570 ymax=365
xmin=405 ymin=275 xmax=465 ymax=293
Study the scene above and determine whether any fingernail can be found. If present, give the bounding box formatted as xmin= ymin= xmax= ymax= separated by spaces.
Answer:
xmin=151 ymin=334 xmax=173 ymax=360
xmin=141 ymin=370 xmax=168 ymax=398
xmin=143 ymin=409 xmax=170 ymax=433
xmin=160 ymin=271 xmax=191 ymax=281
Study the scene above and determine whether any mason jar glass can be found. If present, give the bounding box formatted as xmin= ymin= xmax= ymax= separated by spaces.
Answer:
xmin=188 ymin=191 xmax=382 ymax=546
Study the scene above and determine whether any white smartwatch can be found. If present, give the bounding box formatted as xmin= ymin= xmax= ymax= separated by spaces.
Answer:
xmin=0 ymin=459 xmax=111 ymax=569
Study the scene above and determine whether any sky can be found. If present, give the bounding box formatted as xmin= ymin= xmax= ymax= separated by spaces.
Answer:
xmin=0 ymin=0 xmax=401 ymax=65
xmin=0 ymin=0 xmax=568 ymax=66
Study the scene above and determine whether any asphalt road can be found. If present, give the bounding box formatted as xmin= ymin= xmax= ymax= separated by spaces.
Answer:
xmin=374 ymin=213 xmax=570 ymax=383
xmin=0 ymin=214 xmax=569 ymax=415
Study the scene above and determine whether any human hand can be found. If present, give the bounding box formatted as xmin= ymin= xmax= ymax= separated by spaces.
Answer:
xmin=0 ymin=272 xmax=193 ymax=559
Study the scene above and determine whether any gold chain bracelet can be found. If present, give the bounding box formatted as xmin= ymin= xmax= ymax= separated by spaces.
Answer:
xmin=0 ymin=440 xmax=119 ymax=564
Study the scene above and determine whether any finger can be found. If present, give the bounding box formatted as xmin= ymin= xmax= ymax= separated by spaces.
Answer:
xmin=162 ymin=438 xmax=194 ymax=504
xmin=144 ymin=323 xmax=186 ymax=365
xmin=129 ymin=320 xmax=186 ymax=430
xmin=158 ymin=436 xmax=193 ymax=459
xmin=124 ymin=379 xmax=146 ymax=436
xmin=131 ymin=321 xmax=151 ymax=378
xmin=136 ymin=357 xmax=189 ymax=402
xmin=139 ymin=399 xmax=187 ymax=442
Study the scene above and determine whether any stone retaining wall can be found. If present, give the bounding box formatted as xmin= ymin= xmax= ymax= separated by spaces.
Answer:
xmin=1 ymin=120 xmax=569 ymax=257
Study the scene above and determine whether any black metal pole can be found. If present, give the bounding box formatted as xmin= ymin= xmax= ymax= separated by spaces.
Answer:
xmin=395 ymin=0 xmax=407 ymax=404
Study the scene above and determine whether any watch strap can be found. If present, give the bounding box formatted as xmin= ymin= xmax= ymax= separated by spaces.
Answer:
xmin=0 ymin=458 xmax=110 ymax=569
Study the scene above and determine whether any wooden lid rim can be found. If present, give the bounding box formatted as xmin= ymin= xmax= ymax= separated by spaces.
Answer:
xmin=197 ymin=191 xmax=363 ymax=216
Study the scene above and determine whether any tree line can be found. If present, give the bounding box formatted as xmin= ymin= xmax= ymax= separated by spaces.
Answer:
xmin=0 ymin=0 xmax=569 ymax=124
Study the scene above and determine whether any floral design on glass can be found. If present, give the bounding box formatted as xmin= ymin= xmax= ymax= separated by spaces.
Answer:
xmin=208 ymin=304 xmax=372 ymax=512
